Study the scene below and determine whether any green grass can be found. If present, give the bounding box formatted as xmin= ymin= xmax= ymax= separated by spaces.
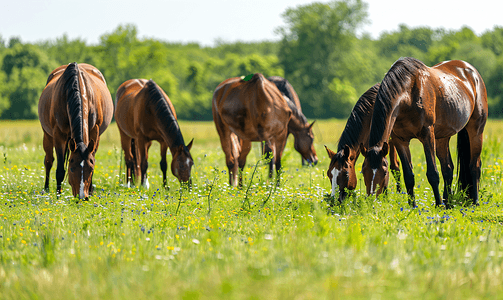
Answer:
xmin=1 ymin=120 xmax=503 ymax=299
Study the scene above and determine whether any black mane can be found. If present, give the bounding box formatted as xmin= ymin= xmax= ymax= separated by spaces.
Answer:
xmin=268 ymin=76 xmax=308 ymax=124
xmin=369 ymin=57 xmax=427 ymax=147
xmin=63 ymin=62 xmax=83 ymax=143
xmin=146 ymin=80 xmax=185 ymax=147
xmin=337 ymin=83 xmax=380 ymax=151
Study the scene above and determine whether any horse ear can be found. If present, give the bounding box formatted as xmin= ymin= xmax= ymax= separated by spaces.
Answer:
xmin=309 ymin=121 xmax=316 ymax=129
xmin=324 ymin=145 xmax=335 ymax=159
xmin=187 ymin=138 xmax=193 ymax=151
xmin=343 ymin=145 xmax=350 ymax=160
xmin=360 ymin=143 xmax=367 ymax=157
xmin=69 ymin=139 xmax=77 ymax=152
xmin=381 ymin=142 xmax=389 ymax=157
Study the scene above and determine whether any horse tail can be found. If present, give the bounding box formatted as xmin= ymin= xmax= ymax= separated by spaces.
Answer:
xmin=456 ymin=127 xmax=471 ymax=194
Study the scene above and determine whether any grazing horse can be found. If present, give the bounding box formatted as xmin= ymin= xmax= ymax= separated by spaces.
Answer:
xmin=363 ymin=57 xmax=487 ymax=207
xmin=115 ymin=79 xmax=193 ymax=188
xmin=38 ymin=62 xmax=113 ymax=200
xmin=267 ymin=76 xmax=317 ymax=166
xmin=213 ymin=73 xmax=316 ymax=186
xmin=324 ymin=84 xmax=401 ymax=203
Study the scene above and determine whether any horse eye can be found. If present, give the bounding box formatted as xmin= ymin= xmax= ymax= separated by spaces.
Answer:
xmin=70 ymin=159 xmax=74 ymax=163
xmin=70 ymin=167 xmax=74 ymax=172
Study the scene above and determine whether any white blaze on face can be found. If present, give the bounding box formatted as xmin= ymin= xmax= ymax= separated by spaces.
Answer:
xmin=144 ymin=178 xmax=150 ymax=190
xmin=79 ymin=160 xmax=85 ymax=199
xmin=331 ymin=168 xmax=339 ymax=197
xmin=370 ymin=169 xmax=377 ymax=194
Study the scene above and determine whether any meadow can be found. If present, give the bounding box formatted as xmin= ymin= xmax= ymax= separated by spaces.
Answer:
xmin=1 ymin=119 xmax=503 ymax=299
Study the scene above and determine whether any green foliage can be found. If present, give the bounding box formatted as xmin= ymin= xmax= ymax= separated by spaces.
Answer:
xmin=2 ymin=7 xmax=503 ymax=120
xmin=277 ymin=0 xmax=368 ymax=119
xmin=0 ymin=43 xmax=55 ymax=119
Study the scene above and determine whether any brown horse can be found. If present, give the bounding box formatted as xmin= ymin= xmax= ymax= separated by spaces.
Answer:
xmin=363 ymin=57 xmax=488 ymax=207
xmin=38 ymin=62 xmax=113 ymax=200
xmin=267 ymin=76 xmax=317 ymax=166
xmin=115 ymin=79 xmax=193 ymax=188
xmin=324 ymin=84 xmax=401 ymax=204
xmin=213 ymin=73 xmax=316 ymax=186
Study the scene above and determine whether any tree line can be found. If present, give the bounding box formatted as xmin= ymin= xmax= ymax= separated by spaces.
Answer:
xmin=1 ymin=0 xmax=503 ymax=120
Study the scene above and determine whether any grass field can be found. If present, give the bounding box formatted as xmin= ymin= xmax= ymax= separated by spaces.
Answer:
xmin=1 ymin=119 xmax=503 ymax=299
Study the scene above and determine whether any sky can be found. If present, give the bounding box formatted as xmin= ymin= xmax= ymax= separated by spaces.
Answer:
xmin=1 ymin=0 xmax=502 ymax=46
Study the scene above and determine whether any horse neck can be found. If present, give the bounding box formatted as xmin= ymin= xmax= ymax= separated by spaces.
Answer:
xmin=288 ymin=113 xmax=308 ymax=133
xmin=368 ymin=99 xmax=399 ymax=149
xmin=150 ymin=100 xmax=185 ymax=151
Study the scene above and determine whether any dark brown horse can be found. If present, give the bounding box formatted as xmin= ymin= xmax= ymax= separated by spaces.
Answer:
xmin=38 ymin=62 xmax=113 ymax=200
xmin=267 ymin=76 xmax=317 ymax=166
xmin=115 ymin=79 xmax=193 ymax=188
xmin=213 ymin=73 xmax=316 ymax=186
xmin=363 ymin=57 xmax=487 ymax=207
xmin=324 ymin=84 xmax=401 ymax=203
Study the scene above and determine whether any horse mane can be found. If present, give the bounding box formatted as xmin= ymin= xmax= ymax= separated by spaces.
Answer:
xmin=369 ymin=57 xmax=427 ymax=147
xmin=284 ymin=95 xmax=308 ymax=124
xmin=337 ymin=83 xmax=380 ymax=151
xmin=267 ymin=76 xmax=308 ymax=125
xmin=62 ymin=62 xmax=84 ymax=144
xmin=145 ymin=80 xmax=185 ymax=147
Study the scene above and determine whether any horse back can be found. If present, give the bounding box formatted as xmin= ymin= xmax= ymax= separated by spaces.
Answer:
xmin=38 ymin=63 xmax=113 ymax=140
xmin=213 ymin=74 xmax=291 ymax=141
xmin=115 ymin=79 xmax=148 ymax=138
xmin=430 ymin=60 xmax=488 ymax=136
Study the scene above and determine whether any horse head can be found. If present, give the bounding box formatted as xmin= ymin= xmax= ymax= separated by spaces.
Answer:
xmin=325 ymin=145 xmax=357 ymax=203
xmin=67 ymin=126 xmax=99 ymax=200
xmin=361 ymin=142 xmax=389 ymax=196
xmin=293 ymin=121 xmax=318 ymax=165
xmin=171 ymin=139 xmax=194 ymax=184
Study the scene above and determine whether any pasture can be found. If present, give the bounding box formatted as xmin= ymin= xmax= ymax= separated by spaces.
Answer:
xmin=1 ymin=119 xmax=503 ymax=299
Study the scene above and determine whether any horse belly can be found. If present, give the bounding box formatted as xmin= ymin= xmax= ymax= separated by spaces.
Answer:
xmin=434 ymin=98 xmax=473 ymax=138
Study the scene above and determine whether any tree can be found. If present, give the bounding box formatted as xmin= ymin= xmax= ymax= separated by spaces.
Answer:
xmin=0 ymin=43 xmax=56 ymax=119
xmin=276 ymin=0 xmax=369 ymax=119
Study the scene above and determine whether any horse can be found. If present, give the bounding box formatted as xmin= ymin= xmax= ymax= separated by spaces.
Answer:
xmin=212 ymin=73 xmax=317 ymax=186
xmin=267 ymin=76 xmax=317 ymax=167
xmin=38 ymin=62 xmax=113 ymax=200
xmin=114 ymin=79 xmax=193 ymax=189
xmin=324 ymin=84 xmax=401 ymax=204
xmin=363 ymin=57 xmax=488 ymax=207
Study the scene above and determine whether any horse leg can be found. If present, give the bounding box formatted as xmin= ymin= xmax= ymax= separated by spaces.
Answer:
xmin=53 ymin=133 xmax=67 ymax=194
xmin=214 ymin=113 xmax=239 ymax=186
xmin=263 ymin=143 xmax=274 ymax=178
xmin=88 ymin=136 xmax=100 ymax=196
xmin=119 ymin=130 xmax=135 ymax=187
xmin=273 ymin=132 xmax=289 ymax=183
xmin=435 ymin=137 xmax=454 ymax=206
xmin=42 ymin=130 xmax=54 ymax=192
xmin=160 ymin=142 xmax=168 ymax=188
xmin=463 ymin=127 xmax=484 ymax=205
xmin=389 ymin=136 xmax=402 ymax=193
xmin=394 ymin=140 xmax=416 ymax=206
xmin=136 ymin=138 xmax=151 ymax=189
xmin=420 ymin=127 xmax=442 ymax=207
xmin=237 ymin=139 xmax=252 ymax=188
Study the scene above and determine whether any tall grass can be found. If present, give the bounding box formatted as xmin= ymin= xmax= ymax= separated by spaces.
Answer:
xmin=1 ymin=120 xmax=503 ymax=299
